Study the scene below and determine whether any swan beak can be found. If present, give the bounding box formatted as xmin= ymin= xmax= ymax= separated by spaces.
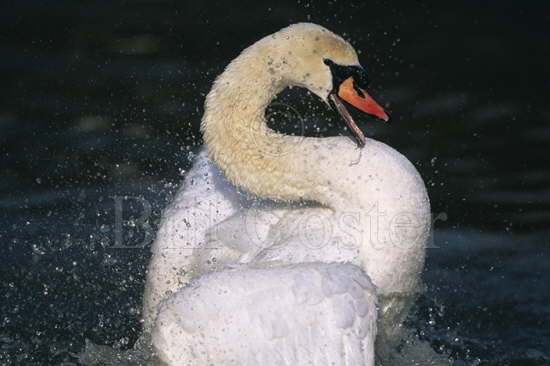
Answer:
xmin=337 ymin=77 xmax=389 ymax=122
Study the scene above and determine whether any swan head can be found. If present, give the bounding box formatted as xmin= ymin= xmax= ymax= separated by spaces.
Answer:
xmin=243 ymin=23 xmax=390 ymax=146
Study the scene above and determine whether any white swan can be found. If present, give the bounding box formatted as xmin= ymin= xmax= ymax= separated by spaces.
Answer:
xmin=144 ymin=23 xmax=431 ymax=365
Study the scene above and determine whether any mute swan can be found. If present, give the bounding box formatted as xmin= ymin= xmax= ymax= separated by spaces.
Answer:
xmin=145 ymin=23 xmax=430 ymax=365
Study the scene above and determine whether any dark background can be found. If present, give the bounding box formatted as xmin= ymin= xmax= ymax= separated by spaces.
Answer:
xmin=1 ymin=1 xmax=549 ymax=365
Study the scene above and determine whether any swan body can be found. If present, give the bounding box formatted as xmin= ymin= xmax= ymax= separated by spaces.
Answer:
xmin=144 ymin=23 xmax=430 ymax=365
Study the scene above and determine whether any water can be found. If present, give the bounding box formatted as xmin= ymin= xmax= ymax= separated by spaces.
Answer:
xmin=1 ymin=1 xmax=549 ymax=365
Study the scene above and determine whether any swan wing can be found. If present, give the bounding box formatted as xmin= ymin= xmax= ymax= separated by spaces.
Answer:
xmin=152 ymin=262 xmax=377 ymax=366
xmin=143 ymin=148 xmax=243 ymax=330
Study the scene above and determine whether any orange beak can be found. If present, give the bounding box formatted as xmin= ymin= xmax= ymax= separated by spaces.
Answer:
xmin=337 ymin=77 xmax=389 ymax=122
xmin=329 ymin=76 xmax=389 ymax=147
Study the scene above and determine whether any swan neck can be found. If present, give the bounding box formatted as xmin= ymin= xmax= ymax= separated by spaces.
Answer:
xmin=201 ymin=51 xmax=316 ymax=202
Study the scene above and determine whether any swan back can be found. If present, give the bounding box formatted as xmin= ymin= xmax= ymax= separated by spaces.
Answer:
xmin=258 ymin=137 xmax=431 ymax=295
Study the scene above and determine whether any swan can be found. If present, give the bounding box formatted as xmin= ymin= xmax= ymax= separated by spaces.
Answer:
xmin=144 ymin=23 xmax=431 ymax=365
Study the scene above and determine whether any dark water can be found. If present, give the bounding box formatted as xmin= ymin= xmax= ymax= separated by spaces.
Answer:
xmin=1 ymin=1 xmax=549 ymax=365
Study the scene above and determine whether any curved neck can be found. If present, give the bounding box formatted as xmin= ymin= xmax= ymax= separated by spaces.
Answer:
xmin=202 ymin=51 xmax=324 ymax=203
